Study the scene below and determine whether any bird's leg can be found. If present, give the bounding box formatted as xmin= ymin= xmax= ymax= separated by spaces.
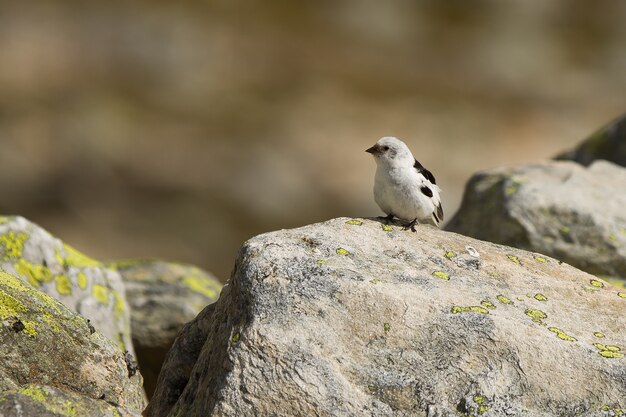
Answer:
xmin=377 ymin=213 xmax=395 ymax=225
xmin=403 ymin=218 xmax=418 ymax=232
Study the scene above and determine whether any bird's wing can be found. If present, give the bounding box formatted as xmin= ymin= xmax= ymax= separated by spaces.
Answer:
xmin=413 ymin=159 xmax=437 ymax=185
xmin=415 ymin=159 xmax=444 ymax=224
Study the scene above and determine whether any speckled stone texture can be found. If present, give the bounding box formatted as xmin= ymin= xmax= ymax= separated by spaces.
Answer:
xmin=446 ymin=160 xmax=626 ymax=281
xmin=0 ymin=271 xmax=146 ymax=415
xmin=110 ymin=259 xmax=222 ymax=397
xmin=146 ymin=218 xmax=626 ymax=417
xmin=0 ymin=216 xmax=135 ymax=356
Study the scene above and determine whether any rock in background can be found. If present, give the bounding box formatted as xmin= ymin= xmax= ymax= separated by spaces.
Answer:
xmin=0 ymin=216 xmax=135 ymax=355
xmin=110 ymin=259 xmax=222 ymax=397
xmin=556 ymin=112 xmax=626 ymax=167
xmin=0 ymin=270 xmax=145 ymax=415
xmin=146 ymin=218 xmax=626 ymax=417
xmin=0 ymin=216 xmax=134 ymax=354
xmin=446 ymin=161 xmax=626 ymax=281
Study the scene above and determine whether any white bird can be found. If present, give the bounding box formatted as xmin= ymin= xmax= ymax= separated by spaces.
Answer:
xmin=366 ymin=136 xmax=443 ymax=231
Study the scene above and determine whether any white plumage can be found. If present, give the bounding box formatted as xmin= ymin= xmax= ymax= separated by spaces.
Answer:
xmin=366 ymin=137 xmax=443 ymax=230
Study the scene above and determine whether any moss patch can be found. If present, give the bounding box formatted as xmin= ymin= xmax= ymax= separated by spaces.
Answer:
xmin=92 ymin=285 xmax=110 ymax=306
xmin=548 ymin=327 xmax=576 ymax=342
xmin=525 ymin=308 xmax=547 ymax=324
xmin=181 ymin=275 xmax=222 ymax=300
xmin=451 ymin=306 xmax=489 ymax=314
xmin=0 ymin=231 xmax=29 ymax=260
xmin=496 ymin=295 xmax=513 ymax=305
xmin=432 ymin=271 xmax=450 ymax=280
xmin=55 ymin=275 xmax=72 ymax=296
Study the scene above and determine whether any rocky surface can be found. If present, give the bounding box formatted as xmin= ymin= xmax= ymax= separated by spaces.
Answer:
xmin=110 ymin=259 xmax=222 ymax=397
xmin=0 ymin=385 xmax=141 ymax=417
xmin=556 ymin=113 xmax=626 ymax=167
xmin=446 ymin=160 xmax=626 ymax=280
xmin=0 ymin=215 xmax=135 ymax=355
xmin=146 ymin=217 xmax=626 ymax=417
xmin=0 ymin=270 xmax=145 ymax=414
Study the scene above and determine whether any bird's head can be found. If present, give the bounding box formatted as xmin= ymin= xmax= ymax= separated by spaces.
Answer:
xmin=366 ymin=136 xmax=414 ymax=167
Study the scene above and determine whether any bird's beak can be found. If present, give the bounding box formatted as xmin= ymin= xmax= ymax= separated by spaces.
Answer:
xmin=366 ymin=144 xmax=381 ymax=155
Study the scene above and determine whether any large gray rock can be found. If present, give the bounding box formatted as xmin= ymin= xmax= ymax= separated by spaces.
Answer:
xmin=0 ymin=270 xmax=145 ymax=415
xmin=110 ymin=259 xmax=222 ymax=397
xmin=446 ymin=160 xmax=626 ymax=280
xmin=556 ymin=113 xmax=626 ymax=167
xmin=146 ymin=218 xmax=626 ymax=417
xmin=0 ymin=216 xmax=135 ymax=355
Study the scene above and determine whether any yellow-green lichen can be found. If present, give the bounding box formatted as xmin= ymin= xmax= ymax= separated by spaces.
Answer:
xmin=92 ymin=284 xmax=109 ymax=306
xmin=608 ymin=233 xmax=618 ymax=242
xmin=18 ymin=385 xmax=48 ymax=403
xmin=345 ymin=219 xmax=363 ymax=226
xmin=444 ymin=251 xmax=457 ymax=259
xmin=432 ymin=271 xmax=450 ymax=280
xmin=76 ymin=272 xmax=88 ymax=290
xmin=618 ymin=292 xmax=626 ymax=298
xmin=525 ymin=308 xmax=547 ymax=323
xmin=589 ymin=279 xmax=604 ymax=288
xmin=315 ymin=259 xmax=328 ymax=265
xmin=55 ymin=275 xmax=72 ymax=296
xmin=473 ymin=395 xmax=485 ymax=405
xmin=594 ymin=332 xmax=605 ymax=338
xmin=0 ymin=289 xmax=27 ymax=318
xmin=231 ymin=332 xmax=240 ymax=344
xmin=383 ymin=322 xmax=391 ymax=332
xmin=548 ymin=327 xmax=577 ymax=342
xmin=533 ymin=256 xmax=547 ymax=263
xmin=113 ymin=290 xmax=126 ymax=319
xmin=14 ymin=259 xmax=53 ymax=287
xmin=480 ymin=300 xmax=495 ymax=310
xmin=60 ymin=244 xmax=101 ymax=268
xmin=336 ymin=248 xmax=350 ymax=256
xmin=534 ymin=293 xmax=548 ymax=301
xmin=496 ymin=295 xmax=513 ymax=305
xmin=593 ymin=343 xmax=624 ymax=358
xmin=182 ymin=275 xmax=222 ymax=300
xmin=560 ymin=226 xmax=571 ymax=234
xmin=516 ymin=296 xmax=524 ymax=301
xmin=369 ymin=278 xmax=386 ymax=285
xmin=506 ymin=255 xmax=520 ymax=264
xmin=381 ymin=224 xmax=393 ymax=232
xmin=451 ymin=306 xmax=489 ymax=314
xmin=0 ymin=231 xmax=29 ymax=260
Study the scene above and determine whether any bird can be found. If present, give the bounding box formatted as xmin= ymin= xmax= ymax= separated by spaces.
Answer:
xmin=366 ymin=136 xmax=443 ymax=231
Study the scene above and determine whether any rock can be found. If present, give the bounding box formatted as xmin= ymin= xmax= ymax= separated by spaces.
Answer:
xmin=0 ymin=270 xmax=146 ymax=414
xmin=0 ymin=385 xmax=141 ymax=417
xmin=146 ymin=218 xmax=626 ymax=417
xmin=0 ymin=216 xmax=135 ymax=356
xmin=109 ymin=259 xmax=222 ymax=397
xmin=446 ymin=160 xmax=626 ymax=280
xmin=556 ymin=113 xmax=626 ymax=167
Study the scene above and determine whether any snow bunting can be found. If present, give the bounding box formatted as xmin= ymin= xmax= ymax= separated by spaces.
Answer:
xmin=366 ymin=136 xmax=443 ymax=231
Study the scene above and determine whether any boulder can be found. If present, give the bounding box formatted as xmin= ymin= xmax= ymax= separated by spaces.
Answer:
xmin=0 ymin=216 xmax=135 ymax=355
xmin=556 ymin=113 xmax=626 ymax=167
xmin=446 ymin=160 xmax=626 ymax=280
xmin=146 ymin=218 xmax=626 ymax=417
xmin=0 ymin=385 xmax=141 ymax=417
xmin=109 ymin=259 xmax=222 ymax=397
xmin=0 ymin=270 xmax=145 ymax=414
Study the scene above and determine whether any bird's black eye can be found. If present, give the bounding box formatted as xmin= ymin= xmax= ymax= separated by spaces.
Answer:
xmin=383 ymin=146 xmax=389 ymax=151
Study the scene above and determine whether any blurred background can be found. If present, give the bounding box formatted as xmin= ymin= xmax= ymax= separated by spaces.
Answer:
xmin=1 ymin=1 xmax=625 ymax=281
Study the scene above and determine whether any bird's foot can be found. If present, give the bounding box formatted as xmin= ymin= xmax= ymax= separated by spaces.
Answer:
xmin=402 ymin=218 xmax=418 ymax=232
xmin=377 ymin=214 xmax=395 ymax=225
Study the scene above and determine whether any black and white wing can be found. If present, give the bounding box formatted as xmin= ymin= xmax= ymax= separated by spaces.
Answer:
xmin=414 ymin=159 xmax=444 ymax=225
